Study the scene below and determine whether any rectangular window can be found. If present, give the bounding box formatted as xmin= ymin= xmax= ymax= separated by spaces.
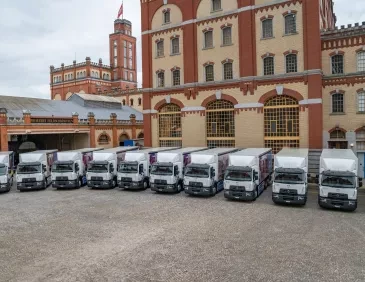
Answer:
xmin=262 ymin=19 xmax=273 ymax=38
xmin=270 ymin=121 xmax=277 ymax=133
xmin=124 ymin=71 xmax=128 ymax=80
xmin=223 ymin=63 xmax=233 ymax=80
xmin=129 ymin=49 xmax=132 ymax=57
xmin=114 ymin=58 xmax=118 ymax=67
xmin=129 ymin=58 xmax=133 ymax=69
xmin=164 ymin=11 xmax=170 ymax=24
xmin=171 ymin=38 xmax=179 ymax=54
xmin=124 ymin=57 xmax=127 ymax=68
xmin=114 ymin=47 xmax=118 ymax=57
xmin=287 ymin=120 xmax=293 ymax=133
xmin=286 ymin=54 xmax=297 ymax=73
xmin=114 ymin=40 xmax=117 ymax=46
xmin=358 ymin=52 xmax=365 ymax=72
xmin=114 ymin=70 xmax=118 ymax=80
xmin=358 ymin=92 xmax=365 ymax=112
xmin=212 ymin=0 xmax=221 ymax=11
xmin=157 ymin=41 xmax=164 ymax=57
xmin=222 ymin=27 xmax=232 ymax=45
xmin=205 ymin=65 xmax=214 ymax=82
xmin=332 ymin=55 xmax=344 ymax=74
xmin=204 ymin=31 xmax=213 ymax=48
xmin=172 ymin=70 xmax=180 ymax=86
xmin=264 ymin=57 xmax=274 ymax=76
xmin=332 ymin=94 xmax=344 ymax=113
xmin=285 ymin=14 xmax=297 ymax=35
xmin=157 ymin=72 xmax=165 ymax=87
xmin=211 ymin=122 xmax=217 ymax=134
xmin=130 ymin=72 xmax=133 ymax=81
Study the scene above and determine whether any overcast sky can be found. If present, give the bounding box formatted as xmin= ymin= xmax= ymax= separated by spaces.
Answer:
xmin=0 ymin=0 xmax=364 ymax=100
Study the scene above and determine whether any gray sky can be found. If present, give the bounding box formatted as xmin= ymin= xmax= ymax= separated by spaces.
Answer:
xmin=0 ymin=0 xmax=364 ymax=100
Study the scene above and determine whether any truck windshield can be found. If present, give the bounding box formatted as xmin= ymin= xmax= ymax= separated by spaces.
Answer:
xmin=119 ymin=163 xmax=138 ymax=173
xmin=185 ymin=166 xmax=209 ymax=178
xmin=225 ymin=169 xmax=251 ymax=181
xmin=275 ymin=172 xmax=304 ymax=184
xmin=151 ymin=165 xmax=173 ymax=175
xmin=321 ymin=174 xmax=355 ymax=188
xmin=0 ymin=165 xmax=6 ymax=176
xmin=17 ymin=164 xmax=41 ymax=174
xmin=88 ymin=163 xmax=108 ymax=173
xmin=52 ymin=163 xmax=73 ymax=172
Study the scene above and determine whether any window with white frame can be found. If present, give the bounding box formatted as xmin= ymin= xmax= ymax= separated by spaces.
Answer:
xmin=157 ymin=71 xmax=165 ymax=87
xmin=332 ymin=93 xmax=344 ymax=113
xmin=358 ymin=92 xmax=365 ymax=112
xmin=357 ymin=52 xmax=365 ymax=72
xmin=172 ymin=69 xmax=180 ymax=86
xmin=156 ymin=41 xmax=164 ymax=57
xmin=124 ymin=71 xmax=128 ymax=80
xmin=356 ymin=130 xmax=365 ymax=150
xmin=263 ymin=57 xmax=274 ymax=75
xmin=130 ymin=72 xmax=133 ymax=81
xmin=223 ymin=62 xmax=233 ymax=80
xmin=331 ymin=55 xmax=344 ymax=74
xmin=284 ymin=14 xmax=297 ymax=35
xmin=262 ymin=19 xmax=273 ymax=38
xmin=163 ymin=10 xmax=170 ymax=24
xmin=204 ymin=31 xmax=213 ymax=48
xmin=124 ymin=41 xmax=127 ymax=68
xmin=286 ymin=54 xmax=297 ymax=73
xmin=212 ymin=0 xmax=221 ymax=11
xmin=205 ymin=65 xmax=214 ymax=82
xmin=171 ymin=38 xmax=179 ymax=55
xmin=222 ymin=27 xmax=232 ymax=46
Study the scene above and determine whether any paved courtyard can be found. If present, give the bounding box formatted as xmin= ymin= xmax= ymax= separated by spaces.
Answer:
xmin=1 ymin=185 xmax=365 ymax=282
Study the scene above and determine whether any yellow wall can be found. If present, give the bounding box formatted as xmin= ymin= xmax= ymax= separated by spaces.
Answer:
xmin=54 ymin=94 xmax=61 ymax=100
xmin=151 ymin=116 xmax=159 ymax=147
xmin=182 ymin=113 xmax=206 ymax=146
xmin=197 ymin=17 xmax=239 ymax=83
xmin=235 ymin=111 xmax=264 ymax=148
xmin=151 ymin=4 xmax=183 ymax=30
xmin=255 ymin=2 xmax=304 ymax=75
xmin=152 ymin=29 xmax=184 ymax=88
xmin=196 ymin=0 xmax=237 ymax=19
xmin=299 ymin=109 xmax=309 ymax=148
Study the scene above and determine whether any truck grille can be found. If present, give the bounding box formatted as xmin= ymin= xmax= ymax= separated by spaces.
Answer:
xmin=22 ymin=178 xmax=36 ymax=183
xmin=91 ymin=176 xmax=103 ymax=181
xmin=189 ymin=181 xmax=203 ymax=187
xmin=121 ymin=177 xmax=132 ymax=182
xmin=328 ymin=193 xmax=348 ymax=200
xmin=56 ymin=176 xmax=68 ymax=181
xmin=279 ymin=189 xmax=298 ymax=195
xmin=230 ymin=185 xmax=245 ymax=192
xmin=155 ymin=179 xmax=167 ymax=185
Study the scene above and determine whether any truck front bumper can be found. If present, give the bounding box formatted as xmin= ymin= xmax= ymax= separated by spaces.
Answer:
xmin=17 ymin=181 xmax=44 ymax=191
xmin=272 ymin=193 xmax=307 ymax=205
xmin=318 ymin=196 xmax=357 ymax=211
xmin=151 ymin=183 xmax=177 ymax=193
xmin=184 ymin=186 xmax=214 ymax=196
xmin=88 ymin=180 xmax=113 ymax=189
xmin=118 ymin=181 xmax=143 ymax=190
xmin=53 ymin=180 xmax=78 ymax=189
xmin=224 ymin=190 xmax=256 ymax=201
xmin=0 ymin=182 xmax=10 ymax=192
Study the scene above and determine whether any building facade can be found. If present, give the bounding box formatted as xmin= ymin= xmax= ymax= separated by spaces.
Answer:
xmin=139 ymin=0 xmax=365 ymax=157
xmin=50 ymin=19 xmax=139 ymax=105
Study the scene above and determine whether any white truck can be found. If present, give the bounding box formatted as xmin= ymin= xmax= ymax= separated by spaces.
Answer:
xmin=0 ymin=151 xmax=15 ymax=193
xmin=318 ymin=149 xmax=361 ymax=211
xmin=272 ymin=148 xmax=309 ymax=206
xmin=52 ymin=148 xmax=103 ymax=189
xmin=184 ymin=148 xmax=238 ymax=196
xmin=118 ymin=147 xmax=179 ymax=190
xmin=224 ymin=148 xmax=273 ymax=201
xmin=17 ymin=150 xmax=58 ymax=191
xmin=87 ymin=146 xmax=138 ymax=189
xmin=150 ymin=147 xmax=208 ymax=193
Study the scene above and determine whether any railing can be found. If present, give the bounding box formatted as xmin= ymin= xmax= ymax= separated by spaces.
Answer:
xmin=52 ymin=62 xmax=111 ymax=72
xmin=7 ymin=117 xmax=24 ymax=124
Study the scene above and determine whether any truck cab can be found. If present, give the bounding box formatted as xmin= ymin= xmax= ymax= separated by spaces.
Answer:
xmin=184 ymin=163 xmax=216 ymax=196
xmin=87 ymin=160 xmax=116 ymax=188
xmin=150 ymin=162 xmax=181 ymax=192
xmin=52 ymin=160 xmax=82 ymax=188
xmin=224 ymin=166 xmax=258 ymax=200
xmin=0 ymin=152 xmax=14 ymax=193
xmin=318 ymin=149 xmax=360 ymax=211
xmin=272 ymin=148 xmax=309 ymax=206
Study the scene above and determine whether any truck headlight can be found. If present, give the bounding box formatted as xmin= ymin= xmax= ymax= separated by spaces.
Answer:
xmin=69 ymin=181 xmax=74 ymax=185
xmin=103 ymin=181 xmax=109 ymax=185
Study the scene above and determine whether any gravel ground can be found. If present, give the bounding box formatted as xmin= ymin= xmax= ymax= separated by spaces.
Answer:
xmin=1 ymin=184 xmax=365 ymax=282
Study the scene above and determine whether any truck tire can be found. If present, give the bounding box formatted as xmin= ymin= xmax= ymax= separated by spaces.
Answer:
xmin=253 ymin=188 xmax=258 ymax=201
xmin=212 ymin=186 xmax=217 ymax=196
xmin=42 ymin=180 xmax=47 ymax=190
xmin=78 ymin=178 xmax=82 ymax=188
xmin=143 ymin=180 xmax=148 ymax=190
xmin=177 ymin=182 xmax=183 ymax=193
xmin=112 ymin=179 xmax=116 ymax=188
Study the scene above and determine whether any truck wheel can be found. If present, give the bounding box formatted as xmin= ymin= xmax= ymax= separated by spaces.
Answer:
xmin=253 ymin=189 xmax=258 ymax=201
xmin=78 ymin=179 xmax=82 ymax=188
xmin=177 ymin=183 xmax=182 ymax=193
xmin=212 ymin=186 xmax=217 ymax=196
xmin=112 ymin=179 xmax=116 ymax=188
xmin=143 ymin=180 xmax=148 ymax=190
xmin=42 ymin=180 xmax=47 ymax=190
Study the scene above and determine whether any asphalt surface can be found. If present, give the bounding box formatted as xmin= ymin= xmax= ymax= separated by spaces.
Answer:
xmin=1 ymin=184 xmax=365 ymax=282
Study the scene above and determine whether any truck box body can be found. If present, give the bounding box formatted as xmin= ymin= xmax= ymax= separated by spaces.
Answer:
xmin=318 ymin=149 xmax=359 ymax=211
xmin=87 ymin=146 xmax=138 ymax=188
xmin=150 ymin=147 xmax=208 ymax=193
xmin=184 ymin=148 xmax=238 ymax=196
xmin=17 ymin=150 xmax=58 ymax=191
xmin=272 ymin=148 xmax=309 ymax=205
xmin=0 ymin=151 xmax=15 ymax=192
xmin=118 ymin=147 xmax=179 ymax=190
xmin=224 ymin=148 xmax=273 ymax=201
xmin=52 ymin=148 xmax=103 ymax=188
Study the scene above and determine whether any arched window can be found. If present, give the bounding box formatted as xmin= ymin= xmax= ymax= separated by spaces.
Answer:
xmin=206 ymin=100 xmax=235 ymax=148
xmin=264 ymin=95 xmax=299 ymax=153
xmin=157 ymin=71 xmax=165 ymax=87
xmin=262 ymin=19 xmax=273 ymax=38
xmin=122 ymin=99 xmax=126 ymax=106
xmin=356 ymin=129 xmax=365 ymax=150
xmin=285 ymin=54 xmax=297 ymax=73
xmin=330 ymin=129 xmax=346 ymax=139
xmin=83 ymin=71 xmax=86 ymax=77
xmin=358 ymin=91 xmax=365 ymax=112
xmin=119 ymin=134 xmax=129 ymax=146
xmin=357 ymin=51 xmax=365 ymax=72
xmin=204 ymin=30 xmax=213 ymax=48
xmin=156 ymin=40 xmax=164 ymax=57
xmin=158 ymin=104 xmax=182 ymax=147
xmin=172 ymin=69 xmax=180 ymax=86
xmin=263 ymin=57 xmax=274 ymax=75
xmin=223 ymin=62 xmax=233 ymax=80
xmin=331 ymin=93 xmax=344 ymax=113
xmin=138 ymin=132 xmax=144 ymax=139
xmin=98 ymin=134 xmax=110 ymax=145
xmin=91 ymin=71 xmax=95 ymax=77
xmin=171 ymin=37 xmax=179 ymax=55
xmin=331 ymin=55 xmax=344 ymax=74
xmin=205 ymin=65 xmax=214 ymax=82
xmin=329 ymin=129 xmax=347 ymax=149
xmin=130 ymin=99 xmax=134 ymax=106
xmin=222 ymin=27 xmax=232 ymax=46
xmin=138 ymin=98 xmax=142 ymax=106
xmin=284 ymin=14 xmax=296 ymax=35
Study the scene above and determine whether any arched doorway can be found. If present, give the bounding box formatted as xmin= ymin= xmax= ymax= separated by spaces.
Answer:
xmin=158 ymin=104 xmax=182 ymax=147
xmin=328 ymin=129 xmax=347 ymax=149
xmin=264 ymin=95 xmax=299 ymax=153
xmin=119 ymin=133 xmax=130 ymax=146
xmin=206 ymin=100 xmax=235 ymax=148
xmin=137 ymin=132 xmax=144 ymax=139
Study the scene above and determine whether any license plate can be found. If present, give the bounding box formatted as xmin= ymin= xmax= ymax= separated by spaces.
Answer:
xmin=95 ymin=185 xmax=99 ymax=187
xmin=235 ymin=197 xmax=239 ymax=199
xmin=334 ymin=205 xmax=341 ymax=208
xmin=286 ymin=200 xmax=291 ymax=203
xmin=194 ymin=192 xmax=198 ymax=194
xmin=159 ymin=189 xmax=163 ymax=191
xmin=124 ymin=185 xmax=129 ymax=188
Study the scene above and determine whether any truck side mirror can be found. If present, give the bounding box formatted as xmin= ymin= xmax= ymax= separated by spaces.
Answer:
xmin=110 ymin=164 xmax=114 ymax=173
xmin=255 ymin=172 xmax=259 ymax=181
xmin=75 ymin=164 xmax=79 ymax=172
xmin=42 ymin=165 xmax=46 ymax=173
xmin=139 ymin=165 xmax=143 ymax=174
